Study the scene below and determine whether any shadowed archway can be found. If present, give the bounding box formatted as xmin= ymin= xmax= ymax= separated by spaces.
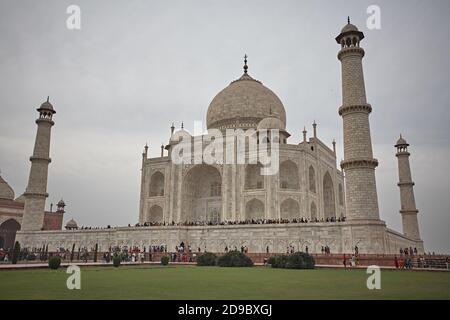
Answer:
xmin=245 ymin=198 xmax=265 ymax=220
xmin=146 ymin=205 xmax=163 ymax=223
xmin=182 ymin=165 xmax=222 ymax=223
xmin=0 ymin=219 xmax=21 ymax=250
xmin=280 ymin=198 xmax=300 ymax=220
xmin=323 ymin=172 xmax=335 ymax=219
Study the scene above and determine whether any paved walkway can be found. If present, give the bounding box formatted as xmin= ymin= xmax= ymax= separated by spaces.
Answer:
xmin=1 ymin=261 xmax=449 ymax=272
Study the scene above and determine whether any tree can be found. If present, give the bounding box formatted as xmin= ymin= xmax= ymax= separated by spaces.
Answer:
xmin=70 ymin=243 xmax=75 ymax=262
xmin=11 ymin=241 xmax=20 ymax=264
xmin=94 ymin=243 xmax=98 ymax=262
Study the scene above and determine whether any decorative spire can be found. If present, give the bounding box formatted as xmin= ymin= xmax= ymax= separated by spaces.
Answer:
xmin=161 ymin=143 xmax=164 ymax=157
xmin=47 ymin=96 xmax=50 ymax=103
xmin=302 ymin=126 xmax=307 ymax=142
xmin=181 ymin=122 xmax=184 ymax=129
xmin=312 ymin=120 xmax=317 ymax=138
xmin=243 ymin=54 xmax=248 ymax=74
xmin=171 ymin=123 xmax=175 ymax=135
xmin=332 ymin=139 xmax=336 ymax=153
xmin=347 ymin=16 xmax=350 ymax=24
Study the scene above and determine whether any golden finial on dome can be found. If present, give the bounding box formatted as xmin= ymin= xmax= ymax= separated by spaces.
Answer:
xmin=243 ymin=54 xmax=248 ymax=74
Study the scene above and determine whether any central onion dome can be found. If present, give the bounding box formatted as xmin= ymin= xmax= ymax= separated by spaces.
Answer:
xmin=206 ymin=56 xmax=286 ymax=130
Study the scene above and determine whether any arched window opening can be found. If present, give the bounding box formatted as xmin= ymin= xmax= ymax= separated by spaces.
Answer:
xmin=146 ymin=205 xmax=163 ymax=223
xmin=323 ymin=172 xmax=336 ymax=220
xmin=338 ymin=184 xmax=344 ymax=206
xmin=280 ymin=198 xmax=300 ymax=221
xmin=310 ymin=202 xmax=317 ymax=221
xmin=280 ymin=160 xmax=299 ymax=189
xmin=245 ymin=163 xmax=264 ymax=190
xmin=245 ymin=199 xmax=265 ymax=220
xmin=149 ymin=171 xmax=165 ymax=196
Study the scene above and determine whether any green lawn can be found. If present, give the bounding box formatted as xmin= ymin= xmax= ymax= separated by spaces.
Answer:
xmin=0 ymin=266 xmax=449 ymax=300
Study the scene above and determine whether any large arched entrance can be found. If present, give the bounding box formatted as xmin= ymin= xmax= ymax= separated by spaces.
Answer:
xmin=323 ymin=172 xmax=335 ymax=219
xmin=182 ymin=165 xmax=222 ymax=223
xmin=0 ymin=219 xmax=21 ymax=250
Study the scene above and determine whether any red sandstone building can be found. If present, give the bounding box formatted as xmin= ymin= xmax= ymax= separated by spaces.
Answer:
xmin=0 ymin=174 xmax=64 ymax=250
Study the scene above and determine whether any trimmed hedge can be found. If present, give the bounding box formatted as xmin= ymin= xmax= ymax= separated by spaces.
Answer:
xmin=217 ymin=250 xmax=253 ymax=267
xmin=267 ymin=255 xmax=289 ymax=268
xmin=197 ymin=252 xmax=217 ymax=266
xmin=48 ymin=256 xmax=62 ymax=270
xmin=268 ymin=252 xmax=315 ymax=269
xmin=11 ymin=241 xmax=20 ymax=264
xmin=113 ymin=256 xmax=121 ymax=267
xmin=161 ymin=256 xmax=170 ymax=265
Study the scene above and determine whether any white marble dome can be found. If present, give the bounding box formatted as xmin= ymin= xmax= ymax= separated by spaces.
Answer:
xmin=206 ymin=73 xmax=286 ymax=130
xmin=0 ymin=174 xmax=15 ymax=200
xmin=65 ymin=218 xmax=78 ymax=229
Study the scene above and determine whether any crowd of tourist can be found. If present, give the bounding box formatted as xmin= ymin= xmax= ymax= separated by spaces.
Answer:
xmin=135 ymin=216 xmax=347 ymax=228
xmin=399 ymin=247 xmax=419 ymax=256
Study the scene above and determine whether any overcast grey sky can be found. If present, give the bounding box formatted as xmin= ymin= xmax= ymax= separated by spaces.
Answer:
xmin=0 ymin=0 xmax=449 ymax=253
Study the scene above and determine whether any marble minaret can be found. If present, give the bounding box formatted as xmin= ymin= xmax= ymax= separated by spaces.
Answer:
xmin=21 ymin=98 xmax=56 ymax=231
xmin=336 ymin=18 xmax=380 ymax=220
xmin=395 ymin=135 xmax=421 ymax=240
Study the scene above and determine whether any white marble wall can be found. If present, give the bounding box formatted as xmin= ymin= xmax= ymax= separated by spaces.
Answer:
xmin=15 ymin=220 xmax=423 ymax=254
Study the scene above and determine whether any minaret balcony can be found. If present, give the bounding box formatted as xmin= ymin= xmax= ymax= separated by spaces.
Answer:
xmin=337 ymin=46 xmax=365 ymax=60
xmin=338 ymin=104 xmax=372 ymax=116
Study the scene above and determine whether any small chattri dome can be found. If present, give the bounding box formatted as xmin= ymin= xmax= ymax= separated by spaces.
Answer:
xmin=169 ymin=128 xmax=191 ymax=144
xmin=57 ymin=199 xmax=66 ymax=207
xmin=37 ymin=97 xmax=55 ymax=113
xmin=65 ymin=218 xmax=78 ymax=230
xmin=395 ymin=134 xmax=409 ymax=147
xmin=0 ymin=174 xmax=15 ymax=200
xmin=257 ymin=116 xmax=286 ymax=131
xmin=341 ymin=23 xmax=358 ymax=33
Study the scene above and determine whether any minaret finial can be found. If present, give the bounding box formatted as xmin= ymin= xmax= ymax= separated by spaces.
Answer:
xmin=347 ymin=16 xmax=350 ymax=24
xmin=243 ymin=54 xmax=248 ymax=74
xmin=47 ymin=96 xmax=49 ymax=102
xmin=181 ymin=122 xmax=184 ymax=129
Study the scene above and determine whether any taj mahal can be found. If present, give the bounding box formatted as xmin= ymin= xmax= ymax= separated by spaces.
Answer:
xmin=0 ymin=20 xmax=424 ymax=255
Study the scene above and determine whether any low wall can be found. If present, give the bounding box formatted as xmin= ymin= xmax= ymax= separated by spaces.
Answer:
xmin=15 ymin=220 xmax=423 ymax=255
